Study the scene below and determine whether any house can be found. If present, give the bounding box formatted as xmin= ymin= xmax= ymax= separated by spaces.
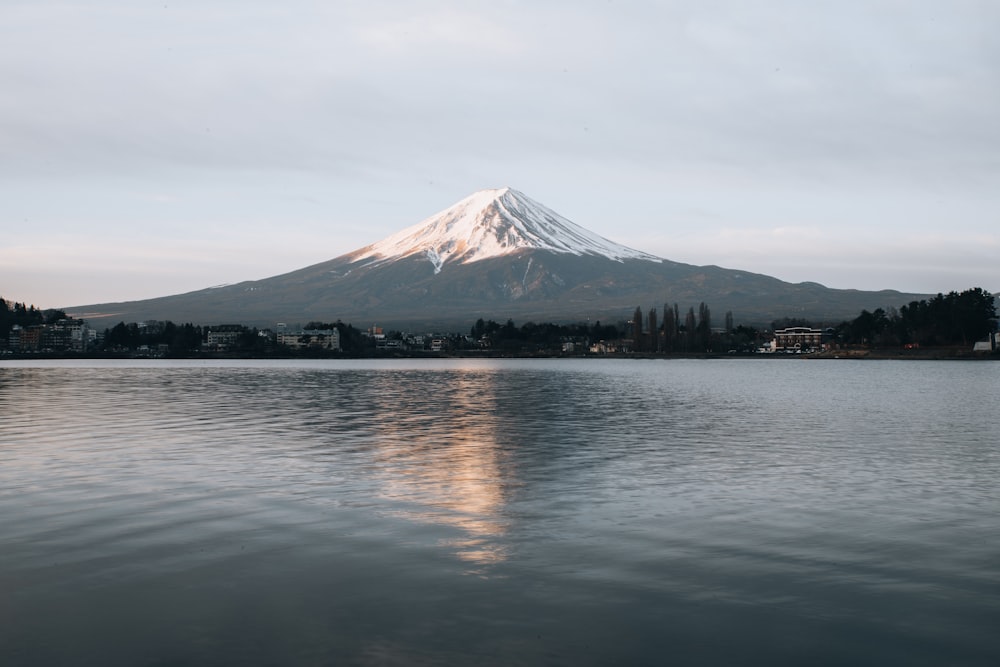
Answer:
xmin=277 ymin=327 xmax=341 ymax=351
xmin=205 ymin=325 xmax=244 ymax=350
xmin=973 ymin=332 xmax=998 ymax=352
xmin=9 ymin=325 xmax=44 ymax=351
xmin=772 ymin=327 xmax=829 ymax=353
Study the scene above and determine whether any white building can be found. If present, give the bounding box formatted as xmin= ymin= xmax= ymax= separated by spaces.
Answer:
xmin=973 ymin=332 xmax=998 ymax=352
xmin=205 ymin=325 xmax=244 ymax=349
xmin=772 ymin=327 xmax=828 ymax=352
xmin=277 ymin=328 xmax=341 ymax=351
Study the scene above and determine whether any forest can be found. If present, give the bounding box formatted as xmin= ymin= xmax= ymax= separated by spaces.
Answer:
xmin=0 ymin=299 xmax=68 ymax=337
xmin=1 ymin=287 xmax=996 ymax=356
xmin=835 ymin=288 xmax=996 ymax=347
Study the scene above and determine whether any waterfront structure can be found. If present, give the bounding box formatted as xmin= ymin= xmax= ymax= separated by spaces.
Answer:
xmin=7 ymin=320 xmax=95 ymax=353
xmin=205 ymin=325 xmax=244 ymax=350
xmin=972 ymin=332 xmax=999 ymax=352
xmin=277 ymin=327 xmax=341 ymax=351
xmin=772 ymin=326 xmax=829 ymax=352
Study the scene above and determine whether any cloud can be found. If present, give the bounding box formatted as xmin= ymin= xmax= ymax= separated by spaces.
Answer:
xmin=354 ymin=8 xmax=524 ymax=57
xmin=642 ymin=224 xmax=999 ymax=294
xmin=1 ymin=1 xmax=997 ymax=307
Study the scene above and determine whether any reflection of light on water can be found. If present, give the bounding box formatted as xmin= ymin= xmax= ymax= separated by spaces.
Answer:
xmin=372 ymin=371 xmax=513 ymax=566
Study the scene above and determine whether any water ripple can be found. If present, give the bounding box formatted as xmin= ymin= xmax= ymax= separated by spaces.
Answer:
xmin=2 ymin=359 xmax=999 ymax=664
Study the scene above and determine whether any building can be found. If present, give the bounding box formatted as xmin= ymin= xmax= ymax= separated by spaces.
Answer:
xmin=772 ymin=327 xmax=829 ymax=352
xmin=277 ymin=327 xmax=341 ymax=351
xmin=63 ymin=320 xmax=94 ymax=352
xmin=7 ymin=320 xmax=94 ymax=353
xmin=9 ymin=325 xmax=44 ymax=351
xmin=205 ymin=325 xmax=244 ymax=350
xmin=973 ymin=332 xmax=999 ymax=352
xmin=376 ymin=338 xmax=404 ymax=351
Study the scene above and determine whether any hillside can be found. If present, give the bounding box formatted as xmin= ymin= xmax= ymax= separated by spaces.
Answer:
xmin=68 ymin=188 xmax=929 ymax=329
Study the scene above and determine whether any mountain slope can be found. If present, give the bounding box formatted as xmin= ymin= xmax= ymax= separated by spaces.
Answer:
xmin=68 ymin=188 xmax=930 ymax=329
xmin=347 ymin=187 xmax=662 ymax=272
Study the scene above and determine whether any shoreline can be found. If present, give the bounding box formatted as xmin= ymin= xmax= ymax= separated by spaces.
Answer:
xmin=2 ymin=349 xmax=997 ymax=362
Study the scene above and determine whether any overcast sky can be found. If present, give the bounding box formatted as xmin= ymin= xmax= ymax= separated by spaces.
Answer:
xmin=2 ymin=0 xmax=997 ymax=308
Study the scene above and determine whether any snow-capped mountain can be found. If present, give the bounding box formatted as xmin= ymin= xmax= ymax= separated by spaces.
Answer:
xmin=348 ymin=187 xmax=662 ymax=273
xmin=68 ymin=188 xmax=929 ymax=329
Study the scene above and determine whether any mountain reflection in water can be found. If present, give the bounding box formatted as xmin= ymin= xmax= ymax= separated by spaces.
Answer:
xmin=371 ymin=370 xmax=513 ymax=565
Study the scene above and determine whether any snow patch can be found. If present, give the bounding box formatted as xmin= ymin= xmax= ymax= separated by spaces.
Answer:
xmin=350 ymin=187 xmax=663 ymax=271
xmin=425 ymin=248 xmax=444 ymax=274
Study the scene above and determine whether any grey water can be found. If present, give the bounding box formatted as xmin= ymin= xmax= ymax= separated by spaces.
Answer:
xmin=1 ymin=358 xmax=998 ymax=665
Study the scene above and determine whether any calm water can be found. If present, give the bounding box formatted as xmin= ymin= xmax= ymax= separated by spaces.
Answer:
xmin=2 ymin=358 xmax=998 ymax=665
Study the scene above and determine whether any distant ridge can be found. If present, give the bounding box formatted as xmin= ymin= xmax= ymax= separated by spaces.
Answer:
xmin=68 ymin=188 xmax=931 ymax=329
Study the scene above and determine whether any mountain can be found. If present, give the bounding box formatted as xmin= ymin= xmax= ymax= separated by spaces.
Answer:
xmin=68 ymin=187 xmax=929 ymax=329
xmin=349 ymin=187 xmax=663 ymax=270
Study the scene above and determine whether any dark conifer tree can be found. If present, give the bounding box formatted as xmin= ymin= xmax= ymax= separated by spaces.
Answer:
xmin=684 ymin=307 xmax=696 ymax=352
xmin=648 ymin=308 xmax=658 ymax=353
xmin=662 ymin=305 xmax=676 ymax=353
xmin=632 ymin=306 xmax=643 ymax=351
xmin=698 ymin=302 xmax=712 ymax=351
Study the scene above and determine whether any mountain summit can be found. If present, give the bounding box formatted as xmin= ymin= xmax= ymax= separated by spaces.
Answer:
xmin=68 ymin=188 xmax=929 ymax=328
xmin=348 ymin=187 xmax=662 ymax=273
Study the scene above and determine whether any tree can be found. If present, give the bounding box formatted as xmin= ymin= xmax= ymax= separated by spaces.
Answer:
xmin=169 ymin=323 xmax=203 ymax=354
xmin=730 ymin=325 xmax=762 ymax=353
xmin=662 ymin=305 xmax=676 ymax=353
xmin=0 ymin=298 xmax=46 ymax=345
xmin=647 ymin=308 xmax=658 ymax=353
xmin=845 ymin=288 xmax=995 ymax=347
xmin=471 ymin=318 xmax=486 ymax=339
xmin=44 ymin=309 xmax=68 ymax=324
xmin=590 ymin=320 xmax=617 ymax=341
xmin=683 ymin=307 xmax=696 ymax=352
xmin=632 ymin=306 xmax=643 ymax=351
xmin=697 ymin=302 xmax=712 ymax=351
xmin=952 ymin=288 xmax=996 ymax=345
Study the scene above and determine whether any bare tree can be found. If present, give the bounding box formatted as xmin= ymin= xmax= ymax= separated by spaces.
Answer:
xmin=632 ymin=306 xmax=643 ymax=351
xmin=684 ymin=307 xmax=696 ymax=352
xmin=662 ymin=304 xmax=676 ymax=353
xmin=648 ymin=308 xmax=658 ymax=353
xmin=698 ymin=302 xmax=712 ymax=351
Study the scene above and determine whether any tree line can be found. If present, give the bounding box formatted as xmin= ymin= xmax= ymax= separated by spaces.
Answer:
xmin=5 ymin=287 xmax=995 ymax=356
xmin=470 ymin=318 xmax=619 ymax=352
xmin=0 ymin=298 xmax=69 ymax=337
xmin=627 ymin=287 xmax=996 ymax=354
xmin=835 ymin=288 xmax=996 ymax=348
xmin=629 ymin=302 xmax=757 ymax=353
xmin=101 ymin=320 xmax=369 ymax=356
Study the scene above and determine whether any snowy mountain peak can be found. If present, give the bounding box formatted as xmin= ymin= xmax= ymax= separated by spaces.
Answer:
xmin=348 ymin=187 xmax=662 ymax=273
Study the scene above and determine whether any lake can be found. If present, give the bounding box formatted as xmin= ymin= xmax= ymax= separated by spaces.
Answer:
xmin=2 ymin=358 xmax=998 ymax=665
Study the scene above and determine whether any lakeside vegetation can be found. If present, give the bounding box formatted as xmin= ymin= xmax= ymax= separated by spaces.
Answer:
xmin=2 ymin=288 xmax=996 ymax=358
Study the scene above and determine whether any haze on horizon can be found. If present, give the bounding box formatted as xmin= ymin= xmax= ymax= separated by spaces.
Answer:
xmin=2 ymin=1 xmax=997 ymax=309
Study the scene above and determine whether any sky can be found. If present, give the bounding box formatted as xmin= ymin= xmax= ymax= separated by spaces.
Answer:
xmin=2 ymin=0 xmax=998 ymax=309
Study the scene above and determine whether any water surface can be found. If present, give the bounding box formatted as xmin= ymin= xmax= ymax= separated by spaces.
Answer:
xmin=2 ymin=359 xmax=998 ymax=665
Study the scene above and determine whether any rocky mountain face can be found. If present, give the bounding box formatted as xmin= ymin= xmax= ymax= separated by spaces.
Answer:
xmin=69 ymin=188 xmax=928 ymax=329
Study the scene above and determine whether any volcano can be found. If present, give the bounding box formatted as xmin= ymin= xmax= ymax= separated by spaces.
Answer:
xmin=348 ymin=187 xmax=662 ymax=270
xmin=69 ymin=187 xmax=927 ymax=329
